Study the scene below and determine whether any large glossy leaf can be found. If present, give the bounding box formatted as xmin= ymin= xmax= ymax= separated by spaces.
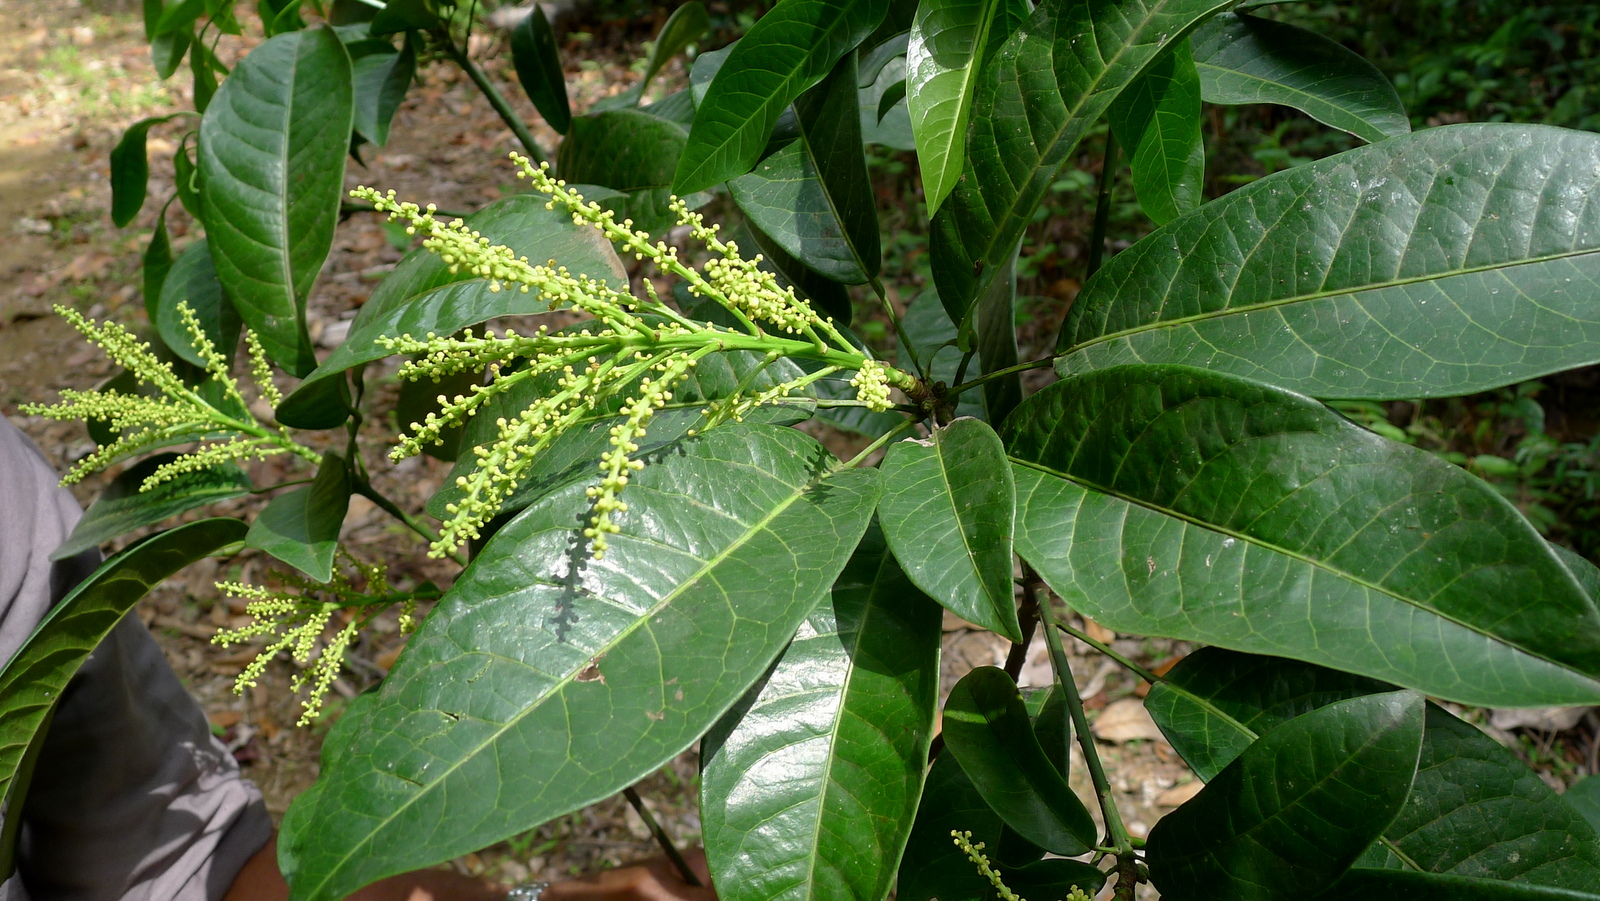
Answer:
xmin=1107 ymin=39 xmax=1204 ymax=225
xmin=1191 ymin=13 xmax=1409 ymax=144
xmin=276 ymin=195 xmax=626 ymax=428
xmin=1566 ymin=779 xmax=1600 ymax=833
xmin=1324 ymin=870 xmax=1600 ymax=900
xmin=51 ymin=455 xmax=251 ymax=562
xmin=941 ymin=667 xmax=1096 ymax=855
xmin=199 ymin=25 xmax=352 ymax=376
xmin=143 ymin=208 xmax=175 ymax=321
xmin=279 ymin=426 xmax=879 ymax=900
xmin=929 ymin=0 xmax=1233 ymax=326
xmin=510 ymin=5 xmax=570 ymax=134
xmin=156 ymin=238 xmax=240 ymax=368
xmin=878 ymin=419 xmax=1018 ymax=641
xmin=905 ymin=0 xmax=1028 ymax=215
xmin=349 ymin=38 xmax=414 ymax=147
xmin=1058 ymin=125 xmax=1600 ymax=399
xmin=0 ymin=518 xmax=246 ymax=803
xmin=673 ymin=0 xmax=888 ymax=194
xmin=1147 ymin=691 xmax=1424 ymax=900
xmin=559 ymin=109 xmax=689 ymax=236
xmin=700 ymin=526 xmax=941 ymax=901
xmin=1006 ymin=366 xmax=1600 ymax=707
xmin=245 ymin=451 xmax=350 ymax=582
xmin=895 ymin=751 xmax=1104 ymax=901
xmin=1149 ymin=649 xmax=1600 ymax=891
xmin=730 ymin=50 xmax=880 ymax=285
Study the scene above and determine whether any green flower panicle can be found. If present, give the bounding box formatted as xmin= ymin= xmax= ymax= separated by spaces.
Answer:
xmin=951 ymin=830 xmax=1091 ymax=901
xmin=212 ymin=554 xmax=426 ymax=726
xmin=354 ymin=154 xmax=919 ymax=560
xmin=21 ymin=302 xmax=317 ymax=489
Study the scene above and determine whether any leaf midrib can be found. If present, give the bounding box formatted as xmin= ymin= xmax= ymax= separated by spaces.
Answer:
xmin=909 ymin=0 xmax=1005 ymax=210
xmin=1064 ymin=236 xmax=1600 ymax=355
xmin=1008 ymin=455 xmax=1592 ymax=678
xmin=313 ymin=467 xmax=841 ymax=893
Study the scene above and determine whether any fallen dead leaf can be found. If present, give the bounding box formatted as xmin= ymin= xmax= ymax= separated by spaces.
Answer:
xmin=1156 ymin=781 xmax=1203 ymax=807
xmin=1092 ymin=697 xmax=1166 ymax=743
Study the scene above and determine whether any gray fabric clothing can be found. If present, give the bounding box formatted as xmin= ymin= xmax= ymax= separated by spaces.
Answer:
xmin=0 ymin=417 xmax=273 ymax=901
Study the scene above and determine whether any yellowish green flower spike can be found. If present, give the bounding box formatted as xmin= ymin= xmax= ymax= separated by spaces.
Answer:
xmin=21 ymin=303 xmax=318 ymax=488
xmin=212 ymin=554 xmax=428 ymax=725
xmin=950 ymin=831 xmax=1091 ymax=901
xmin=353 ymin=155 xmax=920 ymax=559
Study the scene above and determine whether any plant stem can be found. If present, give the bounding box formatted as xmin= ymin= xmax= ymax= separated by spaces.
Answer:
xmin=945 ymin=357 xmax=1056 ymax=398
xmin=1003 ymin=578 xmax=1042 ymax=682
xmin=839 ymin=417 xmax=918 ymax=469
xmin=622 ymin=786 xmax=702 ymax=887
xmin=342 ymin=199 xmax=474 ymax=220
xmin=1052 ymin=621 xmax=1160 ymax=685
xmin=1033 ymin=570 xmax=1139 ymax=895
xmin=1087 ymin=131 xmax=1119 ymax=280
xmin=870 ymin=277 xmax=926 ymax=381
xmin=353 ymin=479 xmax=469 ymax=567
xmin=441 ymin=35 xmax=548 ymax=164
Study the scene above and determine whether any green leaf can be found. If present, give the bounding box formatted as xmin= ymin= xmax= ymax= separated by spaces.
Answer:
xmin=279 ymin=426 xmax=879 ymax=900
xmin=190 ymin=35 xmax=219 ymax=112
xmin=929 ymin=0 xmax=1233 ymax=327
xmin=972 ymin=240 xmax=1019 ymax=423
xmin=1146 ymin=648 xmax=1392 ymax=782
xmin=1149 ymin=649 xmax=1600 ymax=890
xmin=245 ymin=451 xmax=350 ymax=582
xmin=1147 ymin=690 xmax=1424 ymax=900
xmin=905 ymin=0 xmax=1028 ymax=215
xmin=153 ymin=0 xmax=205 ymax=36
xmin=876 ymin=79 xmax=906 ymax=123
xmin=859 ymin=31 xmax=908 ymax=87
xmin=1554 ymin=545 xmax=1600 ymax=603
xmin=1323 ymin=870 xmax=1600 ymax=900
xmin=730 ymin=51 xmax=880 ymax=284
xmin=559 ymin=109 xmax=689 ymax=236
xmin=594 ymin=2 xmax=710 ymax=112
xmin=111 ymin=116 xmax=173 ymax=227
xmin=199 ymin=25 xmax=353 ymax=377
xmin=51 ymin=455 xmax=252 ymax=562
xmin=941 ymin=666 xmax=1096 ymax=855
xmin=143 ymin=208 xmax=175 ymax=322
xmin=173 ymin=136 xmax=201 ymax=218
xmin=277 ymin=194 xmax=626 ymax=429
xmin=156 ymin=238 xmax=241 ymax=368
xmin=0 ymin=518 xmax=246 ymax=807
xmin=1565 ymin=779 xmax=1600 ymax=834
xmin=510 ymin=5 xmax=570 ymax=133
xmin=1006 ymin=366 xmax=1600 ymax=707
xmin=700 ymin=525 xmax=942 ymax=901
xmin=860 ymin=50 xmax=915 ymax=151
xmin=369 ymin=0 xmax=438 ymax=36
xmin=1057 ymin=125 xmax=1600 ymax=400
xmin=674 ymin=0 xmax=889 ymax=194
xmin=395 ymin=367 xmax=478 ymax=462
xmin=1107 ymin=39 xmax=1204 ymax=225
xmin=879 ymin=418 xmax=1018 ymax=641
xmin=896 ymin=753 xmax=1103 ymax=901
xmin=349 ymin=38 xmax=415 ymax=147
xmin=151 ymin=28 xmax=192 ymax=79
xmin=1192 ymin=13 xmax=1409 ymax=144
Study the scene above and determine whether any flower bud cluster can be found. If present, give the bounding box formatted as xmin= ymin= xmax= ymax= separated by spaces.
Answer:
xmin=950 ymin=830 xmax=1090 ymax=901
xmin=212 ymin=555 xmax=417 ymax=725
xmin=358 ymin=156 xmax=920 ymax=559
xmin=22 ymin=304 xmax=318 ymax=488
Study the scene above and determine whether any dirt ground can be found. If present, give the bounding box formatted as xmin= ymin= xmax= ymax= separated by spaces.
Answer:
xmin=5 ymin=1 xmax=1582 ymax=896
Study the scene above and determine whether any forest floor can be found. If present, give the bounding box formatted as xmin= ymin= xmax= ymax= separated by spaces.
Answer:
xmin=0 ymin=0 xmax=1591 ymax=895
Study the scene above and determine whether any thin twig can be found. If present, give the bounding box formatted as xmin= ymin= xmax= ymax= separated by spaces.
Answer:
xmin=1032 ymin=568 xmax=1140 ymax=896
xmin=353 ymin=479 xmax=469 ymax=567
xmin=441 ymin=33 xmax=548 ymax=163
xmin=1002 ymin=579 xmax=1042 ymax=682
xmin=1053 ymin=620 xmax=1160 ymax=685
xmin=1087 ymin=131 xmax=1119 ymax=280
xmin=622 ymin=786 xmax=702 ymax=887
